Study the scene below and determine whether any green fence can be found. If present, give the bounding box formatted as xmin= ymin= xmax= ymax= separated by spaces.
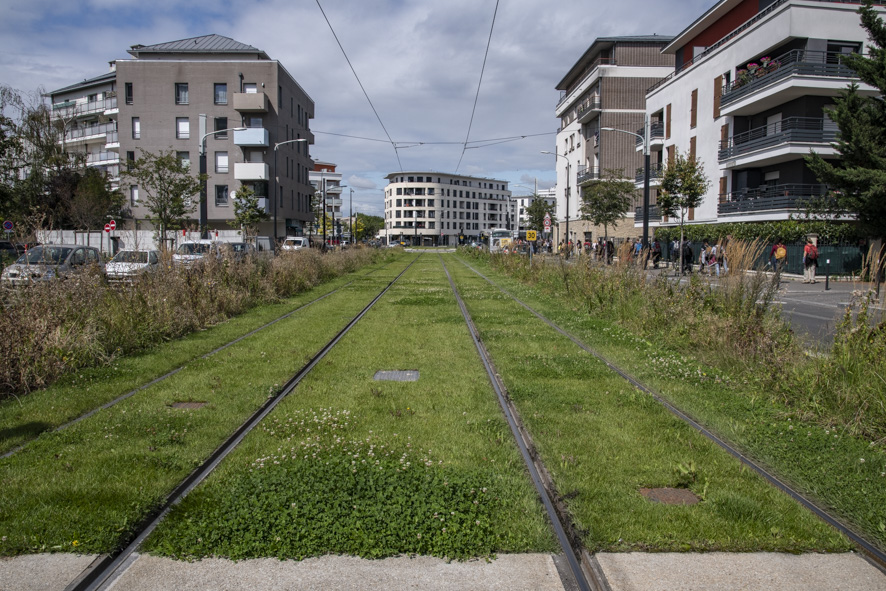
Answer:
xmin=663 ymin=241 xmax=868 ymax=276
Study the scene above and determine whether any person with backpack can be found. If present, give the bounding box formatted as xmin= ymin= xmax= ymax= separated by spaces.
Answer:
xmin=651 ymin=238 xmax=662 ymax=269
xmin=771 ymin=238 xmax=787 ymax=274
xmin=803 ymin=238 xmax=818 ymax=283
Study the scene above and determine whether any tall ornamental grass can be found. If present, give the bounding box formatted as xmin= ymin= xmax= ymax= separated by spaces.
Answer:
xmin=0 ymin=248 xmax=384 ymax=399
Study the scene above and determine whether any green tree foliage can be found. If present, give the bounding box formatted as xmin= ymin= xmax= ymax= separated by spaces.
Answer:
xmin=229 ymin=183 xmax=269 ymax=240
xmin=805 ymin=0 xmax=886 ymax=238
xmin=524 ymin=195 xmax=556 ymax=233
xmin=123 ymin=149 xmax=205 ymax=249
xmin=355 ymin=213 xmax=383 ymax=240
xmin=579 ymin=169 xmax=636 ymax=240
xmin=67 ymin=167 xmax=125 ymax=232
xmin=659 ymin=152 xmax=710 ymax=270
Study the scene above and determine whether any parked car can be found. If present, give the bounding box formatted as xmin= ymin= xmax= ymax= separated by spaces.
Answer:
xmin=104 ymin=249 xmax=160 ymax=282
xmin=1 ymin=244 xmax=103 ymax=286
xmin=172 ymin=240 xmax=219 ymax=267
xmin=220 ymin=242 xmax=255 ymax=262
xmin=280 ymin=236 xmax=310 ymax=251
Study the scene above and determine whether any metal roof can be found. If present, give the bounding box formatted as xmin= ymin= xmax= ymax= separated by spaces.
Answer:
xmin=127 ymin=34 xmax=268 ymax=59
xmin=48 ymin=71 xmax=117 ymax=97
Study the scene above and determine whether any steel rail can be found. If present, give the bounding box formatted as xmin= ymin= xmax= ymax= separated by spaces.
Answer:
xmin=2 ymin=262 xmax=393 ymax=460
xmin=440 ymin=256 xmax=608 ymax=591
xmin=66 ymin=256 xmax=421 ymax=591
xmin=457 ymin=257 xmax=886 ymax=575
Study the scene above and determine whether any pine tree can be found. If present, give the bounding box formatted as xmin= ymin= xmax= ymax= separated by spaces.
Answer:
xmin=806 ymin=0 xmax=886 ymax=238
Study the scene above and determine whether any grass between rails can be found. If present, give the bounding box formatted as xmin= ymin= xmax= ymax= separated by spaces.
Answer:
xmin=144 ymin=254 xmax=556 ymax=561
xmin=445 ymin=258 xmax=848 ymax=553
xmin=455 ymin=252 xmax=885 ymax=553
xmin=0 ymin=262 xmax=410 ymax=556
xmin=0 ymin=257 xmax=393 ymax=456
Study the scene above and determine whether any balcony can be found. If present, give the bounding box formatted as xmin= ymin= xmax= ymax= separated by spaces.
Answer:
xmin=52 ymin=97 xmax=117 ymax=120
xmin=720 ymin=50 xmax=868 ymax=116
xmin=234 ymin=162 xmax=270 ymax=181
xmin=576 ymin=166 xmax=600 ymax=185
xmin=557 ymin=57 xmax=616 ymax=109
xmin=63 ymin=122 xmax=117 ymax=144
xmin=576 ymin=96 xmax=602 ymax=124
xmin=234 ymin=128 xmax=269 ymax=147
xmin=717 ymin=183 xmax=828 ymax=216
xmin=635 ymin=122 xmax=665 ymax=149
xmin=85 ymin=151 xmax=120 ymax=166
xmin=105 ymin=131 xmax=119 ymax=149
xmin=234 ymin=194 xmax=270 ymax=214
xmin=233 ymin=92 xmax=268 ymax=113
xmin=635 ymin=163 xmax=664 ymax=185
xmin=634 ymin=205 xmax=662 ymax=222
xmin=719 ymin=117 xmax=837 ymax=167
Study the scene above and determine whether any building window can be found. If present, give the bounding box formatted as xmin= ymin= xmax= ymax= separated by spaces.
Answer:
xmin=246 ymin=115 xmax=262 ymax=128
xmin=125 ymin=83 xmax=133 ymax=105
xmin=131 ymin=117 xmax=140 ymax=139
xmin=130 ymin=185 xmax=139 ymax=207
xmin=175 ymin=83 xmax=189 ymax=105
xmin=177 ymin=151 xmax=190 ymax=169
xmin=214 ymin=117 xmax=228 ymax=139
xmin=244 ymin=83 xmax=258 ymax=94
xmin=176 ymin=117 xmax=190 ymax=140
xmin=126 ymin=151 xmax=135 ymax=170
xmin=212 ymin=83 xmax=227 ymax=105
xmin=215 ymin=151 xmax=228 ymax=173
xmin=215 ymin=185 xmax=229 ymax=206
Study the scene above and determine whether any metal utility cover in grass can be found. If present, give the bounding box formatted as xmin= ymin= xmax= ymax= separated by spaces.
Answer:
xmin=373 ymin=370 xmax=419 ymax=382
xmin=169 ymin=402 xmax=207 ymax=409
xmin=639 ymin=487 xmax=700 ymax=505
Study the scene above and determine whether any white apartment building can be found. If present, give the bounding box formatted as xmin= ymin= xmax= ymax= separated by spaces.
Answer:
xmin=553 ymin=36 xmax=674 ymax=244
xmin=643 ymin=0 xmax=882 ymax=227
xmin=513 ymin=188 xmax=557 ymax=230
xmin=383 ymin=172 xmax=511 ymax=246
xmin=309 ymin=161 xmax=344 ymax=238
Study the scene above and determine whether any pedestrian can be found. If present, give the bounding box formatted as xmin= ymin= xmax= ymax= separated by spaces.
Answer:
xmin=803 ymin=238 xmax=818 ymax=283
xmin=708 ymin=242 xmax=719 ymax=277
xmin=651 ymin=238 xmax=662 ymax=269
xmin=699 ymin=240 xmax=710 ymax=275
xmin=681 ymin=240 xmax=693 ymax=275
xmin=771 ymin=238 xmax=787 ymax=274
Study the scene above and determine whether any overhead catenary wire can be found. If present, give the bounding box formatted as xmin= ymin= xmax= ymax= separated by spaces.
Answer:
xmin=455 ymin=0 xmax=501 ymax=174
xmin=315 ymin=0 xmax=403 ymax=171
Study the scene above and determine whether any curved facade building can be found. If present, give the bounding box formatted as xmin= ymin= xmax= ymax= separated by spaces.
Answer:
xmin=384 ymin=172 xmax=511 ymax=246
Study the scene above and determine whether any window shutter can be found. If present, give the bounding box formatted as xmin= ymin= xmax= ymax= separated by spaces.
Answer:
xmin=713 ymin=76 xmax=722 ymax=118
xmin=719 ymin=177 xmax=728 ymax=203
xmin=665 ymin=104 xmax=672 ymax=139
xmin=690 ymin=89 xmax=698 ymax=128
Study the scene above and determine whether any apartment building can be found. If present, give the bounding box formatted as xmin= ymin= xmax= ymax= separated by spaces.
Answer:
xmin=643 ymin=0 xmax=882 ymax=227
xmin=513 ymin=188 xmax=557 ymax=230
xmin=309 ymin=161 xmax=344 ymax=238
xmin=553 ymin=36 xmax=674 ymax=244
xmin=49 ymin=34 xmax=316 ymax=240
xmin=383 ymin=172 xmax=511 ymax=246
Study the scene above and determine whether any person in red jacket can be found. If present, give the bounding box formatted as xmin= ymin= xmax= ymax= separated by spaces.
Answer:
xmin=803 ymin=238 xmax=818 ymax=283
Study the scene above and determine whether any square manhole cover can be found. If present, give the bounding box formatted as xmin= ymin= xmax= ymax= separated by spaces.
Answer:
xmin=170 ymin=401 xmax=207 ymax=409
xmin=639 ymin=487 xmax=700 ymax=505
xmin=373 ymin=370 xmax=419 ymax=382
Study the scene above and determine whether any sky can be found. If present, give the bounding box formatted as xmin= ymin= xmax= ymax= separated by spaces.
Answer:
xmin=0 ymin=0 xmax=711 ymax=217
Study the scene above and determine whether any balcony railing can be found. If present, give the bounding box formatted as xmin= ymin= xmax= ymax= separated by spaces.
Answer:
xmin=721 ymin=50 xmax=858 ymax=106
xmin=718 ymin=117 xmax=837 ymax=160
xmin=717 ymin=183 xmax=829 ymax=215
xmin=557 ymin=58 xmax=616 ymax=107
xmin=65 ymin=122 xmax=117 ymax=142
xmin=634 ymin=205 xmax=662 ymax=222
xmin=635 ymin=163 xmax=665 ymax=183
xmin=635 ymin=122 xmax=665 ymax=147
xmin=105 ymin=131 xmax=119 ymax=146
xmin=577 ymin=166 xmax=600 ymax=184
xmin=52 ymin=97 xmax=117 ymax=118
xmin=85 ymin=152 xmax=119 ymax=165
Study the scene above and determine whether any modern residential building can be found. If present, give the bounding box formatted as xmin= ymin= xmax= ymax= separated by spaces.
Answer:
xmin=513 ymin=187 xmax=557 ymax=230
xmin=383 ymin=172 xmax=511 ymax=246
xmin=553 ymin=36 xmax=674 ymax=245
xmin=643 ymin=0 xmax=883 ymax=228
xmin=309 ymin=160 xmax=344 ymax=239
xmin=49 ymin=34 xmax=316 ymax=243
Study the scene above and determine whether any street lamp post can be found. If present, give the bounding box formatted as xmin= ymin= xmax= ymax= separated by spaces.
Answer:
xmin=541 ymin=151 xmax=570 ymax=258
xmin=273 ymin=138 xmax=308 ymax=244
xmin=336 ymin=185 xmax=347 ymax=246
xmin=349 ymin=187 xmax=354 ymax=244
xmin=199 ymin=125 xmax=246 ymax=239
xmin=601 ymin=115 xmax=651 ymax=249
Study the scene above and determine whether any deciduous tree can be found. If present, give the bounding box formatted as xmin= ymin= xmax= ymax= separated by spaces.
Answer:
xmin=659 ymin=152 xmax=710 ymax=271
xmin=579 ymin=169 xmax=636 ymax=241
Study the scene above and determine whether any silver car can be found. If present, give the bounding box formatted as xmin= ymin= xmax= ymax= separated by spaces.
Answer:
xmin=1 ymin=245 xmax=103 ymax=286
xmin=104 ymin=249 xmax=160 ymax=282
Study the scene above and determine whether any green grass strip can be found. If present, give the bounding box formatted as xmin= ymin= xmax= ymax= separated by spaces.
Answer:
xmin=0 ymin=263 xmax=410 ymax=555
xmin=145 ymin=255 xmax=557 ymax=561
xmin=446 ymin=256 xmax=849 ymax=553
xmin=0 ymin=259 xmax=392 ymax=455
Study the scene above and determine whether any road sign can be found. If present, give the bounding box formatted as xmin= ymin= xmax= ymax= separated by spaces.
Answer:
xmin=104 ymin=223 xmax=111 ymax=233
xmin=526 ymin=230 xmax=537 ymax=241
xmin=2 ymin=220 xmax=12 ymax=231
xmin=544 ymin=212 xmax=551 ymax=222
xmin=543 ymin=218 xmax=551 ymax=230
xmin=109 ymin=220 xmax=116 ymax=231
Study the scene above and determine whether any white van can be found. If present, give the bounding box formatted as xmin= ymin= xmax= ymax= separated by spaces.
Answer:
xmin=281 ymin=236 xmax=310 ymax=251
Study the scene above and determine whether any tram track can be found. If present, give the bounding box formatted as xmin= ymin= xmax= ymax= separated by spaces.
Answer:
xmin=454 ymin=255 xmax=886 ymax=575
xmin=440 ymin=255 xmax=607 ymax=591
xmin=64 ymin=255 xmax=421 ymax=591
xmin=0 ymin=262 xmax=394 ymax=460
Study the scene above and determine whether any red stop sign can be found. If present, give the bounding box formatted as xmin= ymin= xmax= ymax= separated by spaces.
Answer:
xmin=104 ymin=224 xmax=111 ymax=233
xmin=109 ymin=220 xmax=116 ymax=230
